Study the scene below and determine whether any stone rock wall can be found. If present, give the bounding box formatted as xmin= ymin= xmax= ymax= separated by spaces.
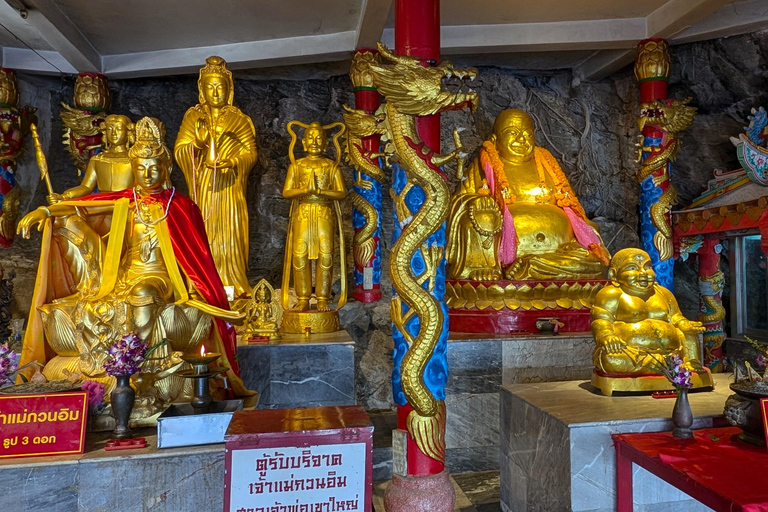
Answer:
xmin=3 ymin=30 xmax=767 ymax=408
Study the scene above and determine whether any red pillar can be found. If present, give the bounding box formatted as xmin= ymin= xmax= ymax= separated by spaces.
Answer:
xmin=394 ymin=0 xmax=444 ymax=478
xmin=697 ymin=237 xmax=725 ymax=371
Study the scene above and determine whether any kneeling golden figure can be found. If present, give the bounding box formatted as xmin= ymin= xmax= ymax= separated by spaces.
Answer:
xmin=280 ymin=121 xmax=347 ymax=334
xmin=18 ymin=116 xmax=249 ymax=422
xmin=590 ymin=248 xmax=714 ymax=395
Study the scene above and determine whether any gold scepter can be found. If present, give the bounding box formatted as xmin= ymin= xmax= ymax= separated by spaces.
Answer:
xmin=30 ymin=124 xmax=55 ymax=204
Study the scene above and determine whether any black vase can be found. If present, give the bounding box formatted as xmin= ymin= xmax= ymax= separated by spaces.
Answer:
xmin=110 ymin=374 xmax=135 ymax=439
xmin=672 ymin=387 xmax=694 ymax=439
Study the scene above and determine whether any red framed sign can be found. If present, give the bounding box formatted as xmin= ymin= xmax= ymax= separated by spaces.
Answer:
xmin=224 ymin=406 xmax=373 ymax=512
xmin=0 ymin=391 xmax=88 ymax=459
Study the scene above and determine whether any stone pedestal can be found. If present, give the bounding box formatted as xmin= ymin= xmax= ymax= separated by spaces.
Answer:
xmin=500 ymin=373 xmax=732 ymax=512
xmin=384 ymin=469 xmax=456 ymax=512
xmin=237 ymin=331 xmax=356 ymax=409
xmin=374 ymin=333 xmax=594 ymax=479
xmin=0 ymin=430 xmax=223 ymax=512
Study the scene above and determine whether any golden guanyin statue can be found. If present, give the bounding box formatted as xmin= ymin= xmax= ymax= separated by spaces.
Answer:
xmin=49 ymin=114 xmax=134 ymax=205
xmin=175 ymin=56 xmax=258 ymax=299
xmin=280 ymin=121 xmax=347 ymax=334
xmin=17 ymin=116 xmax=250 ymax=421
xmin=243 ymin=279 xmax=281 ymax=339
xmin=590 ymin=248 xmax=714 ymax=395
xmin=448 ymin=109 xmax=609 ymax=280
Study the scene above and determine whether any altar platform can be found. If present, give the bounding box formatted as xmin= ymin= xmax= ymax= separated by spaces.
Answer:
xmin=500 ymin=373 xmax=732 ymax=512
xmin=371 ymin=332 xmax=594 ymax=479
xmin=237 ymin=330 xmax=356 ymax=409
xmin=0 ymin=429 xmax=223 ymax=512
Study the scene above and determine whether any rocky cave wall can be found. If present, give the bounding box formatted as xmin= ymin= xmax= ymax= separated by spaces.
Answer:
xmin=3 ymin=30 xmax=768 ymax=409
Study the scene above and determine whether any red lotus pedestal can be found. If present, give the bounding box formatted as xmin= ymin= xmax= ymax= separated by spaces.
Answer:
xmin=446 ymin=278 xmax=609 ymax=334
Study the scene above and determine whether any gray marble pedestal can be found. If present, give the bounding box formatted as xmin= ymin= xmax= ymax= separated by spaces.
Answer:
xmin=237 ymin=330 xmax=355 ymax=409
xmin=373 ymin=333 xmax=594 ymax=479
xmin=0 ymin=430 xmax=223 ymax=512
xmin=500 ymin=373 xmax=732 ymax=512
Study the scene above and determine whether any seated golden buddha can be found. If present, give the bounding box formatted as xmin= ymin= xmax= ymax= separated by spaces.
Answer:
xmin=447 ymin=109 xmax=609 ymax=281
xmin=17 ymin=117 xmax=249 ymax=421
xmin=590 ymin=248 xmax=713 ymax=395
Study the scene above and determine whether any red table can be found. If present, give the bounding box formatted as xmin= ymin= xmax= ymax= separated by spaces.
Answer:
xmin=613 ymin=427 xmax=768 ymax=511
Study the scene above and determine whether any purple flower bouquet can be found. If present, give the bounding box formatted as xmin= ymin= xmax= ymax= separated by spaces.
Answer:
xmin=103 ymin=333 xmax=149 ymax=377
xmin=0 ymin=342 xmax=19 ymax=387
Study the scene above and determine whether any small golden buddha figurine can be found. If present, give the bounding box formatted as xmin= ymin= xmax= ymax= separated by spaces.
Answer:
xmin=280 ymin=121 xmax=347 ymax=334
xmin=174 ymin=56 xmax=258 ymax=299
xmin=49 ymin=114 xmax=134 ymax=205
xmin=17 ymin=116 xmax=250 ymax=421
xmin=60 ymin=73 xmax=110 ymax=178
xmin=447 ymin=109 xmax=610 ymax=281
xmin=243 ymin=279 xmax=281 ymax=338
xmin=590 ymin=248 xmax=714 ymax=395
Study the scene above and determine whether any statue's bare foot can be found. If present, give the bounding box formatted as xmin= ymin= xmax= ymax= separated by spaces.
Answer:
xmin=293 ymin=299 xmax=310 ymax=311
xmin=316 ymin=299 xmax=331 ymax=312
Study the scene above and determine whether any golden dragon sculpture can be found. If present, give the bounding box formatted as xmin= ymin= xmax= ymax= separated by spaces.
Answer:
xmin=637 ymin=97 xmax=696 ymax=260
xmin=367 ymin=42 xmax=478 ymax=462
xmin=343 ymin=105 xmax=388 ymax=268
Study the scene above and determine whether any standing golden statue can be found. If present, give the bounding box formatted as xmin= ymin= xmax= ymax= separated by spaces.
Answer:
xmin=280 ymin=121 xmax=347 ymax=334
xmin=49 ymin=114 xmax=135 ymax=204
xmin=174 ymin=56 xmax=258 ymax=299
xmin=60 ymin=73 xmax=110 ymax=178
xmin=17 ymin=116 xmax=250 ymax=422
xmin=590 ymin=248 xmax=714 ymax=395
xmin=447 ymin=109 xmax=609 ymax=281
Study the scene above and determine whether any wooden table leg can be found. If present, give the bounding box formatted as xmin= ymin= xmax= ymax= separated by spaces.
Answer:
xmin=616 ymin=443 xmax=633 ymax=512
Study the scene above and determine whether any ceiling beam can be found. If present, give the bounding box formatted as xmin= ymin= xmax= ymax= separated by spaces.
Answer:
xmin=381 ymin=17 xmax=648 ymax=56
xmin=574 ymin=0 xmax=733 ymax=81
xmin=671 ymin=0 xmax=768 ymax=45
xmin=22 ymin=0 xmax=100 ymax=73
xmin=355 ymin=0 xmax=393 ymax=49
xmin=2 ymin=46 xmax=78 ymax=74
xmin=102 ymin=31 xmax=357 ymax=78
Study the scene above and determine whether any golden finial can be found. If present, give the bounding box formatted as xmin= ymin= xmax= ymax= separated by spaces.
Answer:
xmin=0 ymin=68 xmax=19 ymax=108
xmin=73 ymin=73 xmax=110 ymax=111
xmin=349 ymin=50 xmax=380 ymax=90
xmin=635 ymin=39 xmax=670 ymax=83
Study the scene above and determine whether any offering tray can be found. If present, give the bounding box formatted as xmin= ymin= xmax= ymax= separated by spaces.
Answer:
xmin=157 ymin=399 xmax=243 ymax=448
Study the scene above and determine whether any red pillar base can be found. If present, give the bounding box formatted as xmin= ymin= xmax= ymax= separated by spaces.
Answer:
xmin=384 ymin=469 xmax=455 ymax=512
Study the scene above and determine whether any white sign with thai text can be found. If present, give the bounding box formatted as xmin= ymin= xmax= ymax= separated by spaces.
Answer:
xmin=229 ymin=442 xmax=366 ymax=512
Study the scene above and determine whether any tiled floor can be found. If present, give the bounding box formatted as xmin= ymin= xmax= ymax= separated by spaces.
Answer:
xmin=372 ymin=470 xmax=501 ymax=512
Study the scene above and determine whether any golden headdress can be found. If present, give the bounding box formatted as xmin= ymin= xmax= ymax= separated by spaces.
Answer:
xmin=129 ymin=116 xmax=171 ymax=164
xmin=198 ymin=56 xmax=234 ymax=106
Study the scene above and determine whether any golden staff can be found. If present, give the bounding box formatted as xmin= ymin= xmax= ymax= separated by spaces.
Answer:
xmin=30 ymin=124 xmax=54 ymax=201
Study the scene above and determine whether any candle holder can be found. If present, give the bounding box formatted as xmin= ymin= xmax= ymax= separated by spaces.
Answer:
xmin=178 ymin=352 xmax=227 ymax=414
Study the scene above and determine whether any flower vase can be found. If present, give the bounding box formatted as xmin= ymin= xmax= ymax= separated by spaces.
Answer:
xmin=672 ymin=387 xmax=694 ymax=439
xmin=110 ymin=374 xmax=135 ymax=439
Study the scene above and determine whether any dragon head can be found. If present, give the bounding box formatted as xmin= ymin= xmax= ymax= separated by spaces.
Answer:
xmin=368 ymin=42 xmax=479 ymax=116
xmin=638 ymin=97 xmax=696 ymax=135
xmin=342 ymin=104 xmax=386 ymax=138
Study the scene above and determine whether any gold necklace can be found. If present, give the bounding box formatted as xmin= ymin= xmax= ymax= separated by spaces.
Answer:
xmin=132 ymin=187 xmax=176 ymax=226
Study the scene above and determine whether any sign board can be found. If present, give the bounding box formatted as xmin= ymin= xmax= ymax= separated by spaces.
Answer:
xmin=224 ymin=406 xmax=373 ymax=512
xmin=0 ymin=391 xmax=88 ymax=459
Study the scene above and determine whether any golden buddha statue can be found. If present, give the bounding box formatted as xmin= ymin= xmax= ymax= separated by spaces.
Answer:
xmin=174 ymin=56 xmax=258 ymax=299
xmin=280 ymin=121 xmax=347 ymax=334
xmin=590 ymin=248 xmax=714 ymax=395
xmin=447 ymin=109 xmax=610 ymax=281
xmin=49 ymin=114 xmax=134 ymax=206
xmin=242 ymin=279 xmax=281 ymax=338
xmin=17 ymin=116 xmax=250 ymax=421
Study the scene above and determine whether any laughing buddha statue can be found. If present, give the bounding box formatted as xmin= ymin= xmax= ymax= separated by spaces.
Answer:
xmin=447 ymin=109 xmax=610 ymax=281
xmin=590 ymin=248 xmax=714 ymax=395
xmin=17 ymin=116 xmax=250 ymax=420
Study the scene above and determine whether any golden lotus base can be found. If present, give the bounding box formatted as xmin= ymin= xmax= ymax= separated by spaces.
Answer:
xmin=446 ymin=279 xmax=608 ymax=312
xmin=591 ymin=368 xmax=715 ymax=396
xmin=280 ymin=309 xmax=340 ymax=334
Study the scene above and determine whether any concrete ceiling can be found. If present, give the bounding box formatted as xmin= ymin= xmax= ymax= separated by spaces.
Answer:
xmin=0 ymin=0 xmax=765 ymax=81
